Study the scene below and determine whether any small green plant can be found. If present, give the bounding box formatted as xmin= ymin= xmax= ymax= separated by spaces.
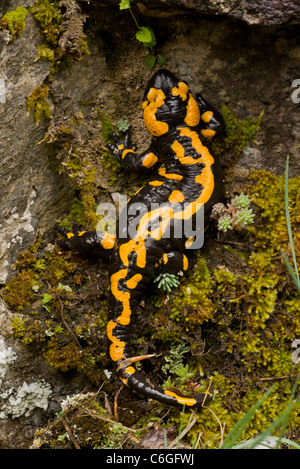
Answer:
xmin=119 ymin=0 xmax=166 ymax=69
xmin=42 ymin=293 xmax=53 ymax=311
xmin=154 ymin=272 xmax=181 ymax=292
xmin=211 ymin=193 xmax=255 ymax=233
xmin=117 ymin=119 xmax=130 ymax=132
xmin=162 ymin=342 xmax=190 ymax=374
xmin=281 ymin=156 xmax=300 ymax=294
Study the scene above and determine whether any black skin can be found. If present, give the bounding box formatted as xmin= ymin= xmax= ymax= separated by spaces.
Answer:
xmin=58 ymin=69 xmax=225 ymax=407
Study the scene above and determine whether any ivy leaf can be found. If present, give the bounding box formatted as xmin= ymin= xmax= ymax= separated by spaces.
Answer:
xmin=136 ymin=26 xmax=156 ymax=48
xmin=157 ymin=54 xmax=166 ymax=66
xmin=145 ymin=54 xmax=156 ymax=69
xmin=119 ymin=0 xmax=131 ymax=10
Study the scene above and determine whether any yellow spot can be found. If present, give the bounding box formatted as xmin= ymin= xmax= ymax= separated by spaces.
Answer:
xmin=67 ymin=233 xmax=74 ymax=239
xmin=158 ymin=167 xmax=183 ymax=180
xmin=169 ymin=190 xmax=185 ymax=204
xmin=183 ymin=254 xmax=188 ymax=270
xmin=162 ymin=253 xmax=168 ymax=264
xmin=164 ymin=390 xmax=197 ymax=406
xmin=78 ymin=231 xmax=87 ymax=236
xmin=125 ymin=366 xmax=135 ymax=375
xmin=118 ymin=144 xmax=125 ymax=150
xmin=201 ymin=110 xmax=213 ymax=123
xmin=142 ymin=152 xmax=158 ymax=168
xmin=110 ymin=269 xmax=132 ymax=326
xmin=126 ymin=273 xmax=143 ymax=289
xmin=101 ymin=232 xmax=116 ymax=250
xmin=172 ymin=81 xmax=189 ymax=101
xmin=107 ymin=320 xmax=126 ymax=361
xmin=119 ymin=237 xmax=147 ymax=268
xmin=143 ymin=88 xmax=169 ymax=136
xmin=122 ymin=148 xmax=135 ymax=159
xmin=184 ymin=93 xmax=200 ymax=127
xmin=201 ymin=129 xmax=216 ymax=139
xmin=149 ymin=180 xmax=164 ymax=186
xmin=185 ymin=237 xmax=194 ymax=248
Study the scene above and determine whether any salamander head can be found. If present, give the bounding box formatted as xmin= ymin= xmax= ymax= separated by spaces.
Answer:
xmin=142 ymin=69 xmax=200 ymax=137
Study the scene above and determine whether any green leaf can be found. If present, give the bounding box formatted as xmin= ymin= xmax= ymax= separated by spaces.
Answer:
xmin=145 ymin=54 xmax=156 ymax=69
xmin=157 ymin=54 xmax=166 ymax=66
xmin=119 ymin=0 xmax=131 ymax=10
xmin=136 ymin=26 xmax=152 ymax=43
xmin=136 ymin=26 xmax=156 ymax=48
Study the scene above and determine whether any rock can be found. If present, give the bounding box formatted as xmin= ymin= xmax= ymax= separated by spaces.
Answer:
xmin=0 ymin=12 xmax=75 ymax=284
xmin=85 ymin=0 xmax=300 ymax=25
xmin=135 ymin=0 xmax=300 ymax=25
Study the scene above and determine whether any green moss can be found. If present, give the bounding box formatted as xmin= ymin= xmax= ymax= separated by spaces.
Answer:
xmin=30 ymin=0 xmax=62 ymax=47
xmin=27 ymin=84 xmax=52 ymax=126
xmin=1 ymin=240 xmax=108 ymax=378
xmin=2 ymin=270 xmax=35 ymax=311
xmin=170 ymin=255 xmax=214 ymax=328
xmin=62 ymin=152 xmax=101 ymax=230
xmin=1 ymin=6 xmax=28 ymax=39
xmin=30 ymin=0 xmax=89 ymax=65
xmin=247 ymin=170 xmax=300 ymax=252
xmin=212 ymin=104 xmax=263 ymax=158
xmin=97 ymin=109 xmax=122 ymax=175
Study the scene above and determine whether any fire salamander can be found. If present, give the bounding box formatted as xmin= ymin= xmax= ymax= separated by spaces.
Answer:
xmin=58 ymin=69 xmax=225 ymax=407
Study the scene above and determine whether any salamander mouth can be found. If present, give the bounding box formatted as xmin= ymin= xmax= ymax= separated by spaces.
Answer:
xmin=143 ymin=69 xmax=180 ymax=100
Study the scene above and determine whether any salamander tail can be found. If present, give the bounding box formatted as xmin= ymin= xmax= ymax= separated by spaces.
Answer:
xmin=117 ymin=357 xmax=212 ymax=408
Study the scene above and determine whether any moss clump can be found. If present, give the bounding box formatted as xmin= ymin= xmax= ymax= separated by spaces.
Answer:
xmin=170 ymin=255 xmax=214 ymax=328
xmin=30 ymin=0 xmax=62 ymax=47
xmin=2 ymin=270 xmax=35 ymax=311
xmin=61 ymin=152 xmax=101 ymax=230
xmin=212 ymin=104 xmax=263 ymax=158
xmin=1 ymin=239 xmax=108 ymax=379
xmin=97 ymin=109 xmax=122 ymax=176
xmin=247 ymin=170 xmax=300 ymax=253
xmin=30 ymin=0 xmax=89 ymax=64
xmin=0 ymin=6 xmax=28 ymax=39
xmin=27 ymin=84 xmax=52 ymax=126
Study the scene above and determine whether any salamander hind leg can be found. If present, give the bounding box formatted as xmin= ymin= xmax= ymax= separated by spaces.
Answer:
xmin=57 ymin=224 xmax=116 ymax=258
xmin=196 ymin=93 xmax=225 ymax=140
xmin=156 ymin=250 xmax=196 ymax=276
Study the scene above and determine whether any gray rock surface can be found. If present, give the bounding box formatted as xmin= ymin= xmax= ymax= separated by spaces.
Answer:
xmin=93 ymin=0 xmax=300 ymax=25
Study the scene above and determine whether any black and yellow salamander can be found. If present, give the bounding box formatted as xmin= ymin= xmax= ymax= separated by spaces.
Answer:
xmin=58 ymin=69 xmax=225 ymax=407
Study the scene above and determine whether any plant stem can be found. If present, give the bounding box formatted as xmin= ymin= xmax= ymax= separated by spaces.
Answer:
xmin=129 ymin=7 xmax=140 ymax=30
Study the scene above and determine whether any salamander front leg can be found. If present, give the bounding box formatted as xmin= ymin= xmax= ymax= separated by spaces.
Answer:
xmin=196 ymin=93 xmax=225 ymax=140
xmin=56 ymin=225 xmax=115 ymax=257
xmin=108 ymin=129 xmax=159 ymax=173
